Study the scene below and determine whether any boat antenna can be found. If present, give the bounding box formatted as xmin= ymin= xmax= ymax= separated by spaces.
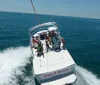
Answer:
xmin=30 ymin=0 xmax=40 ymax=24
xmin=49 ymin=8 xmax=54 ymax=25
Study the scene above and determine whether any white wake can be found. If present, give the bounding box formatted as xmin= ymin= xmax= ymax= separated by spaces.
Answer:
xmin=0 ymin=46 xmax=32 ymax=85
xmin=76 ymin=66 xmax=100 ymax=85
xmin=0 ymin=46 xmax=100 ymax=85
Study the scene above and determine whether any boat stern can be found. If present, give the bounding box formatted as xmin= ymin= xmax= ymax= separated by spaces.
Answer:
xmin=41 ymin=74 xmax=76 ymax=85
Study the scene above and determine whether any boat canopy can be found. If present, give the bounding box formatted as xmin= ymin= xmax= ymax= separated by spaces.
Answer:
xmin=29 ymin=22 xmax=57 ymax=35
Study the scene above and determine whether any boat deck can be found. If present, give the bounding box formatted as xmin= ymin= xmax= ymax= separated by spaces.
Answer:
xmin=33 ymin=47 xmax=75 ymax=75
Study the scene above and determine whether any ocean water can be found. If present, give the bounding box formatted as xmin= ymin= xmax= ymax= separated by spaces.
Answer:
xmin=0 ymin=12 xmax=100 ymax=85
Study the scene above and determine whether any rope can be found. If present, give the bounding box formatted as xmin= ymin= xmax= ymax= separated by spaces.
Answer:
xmin=30 ymin=0 xmax=40 ymax=24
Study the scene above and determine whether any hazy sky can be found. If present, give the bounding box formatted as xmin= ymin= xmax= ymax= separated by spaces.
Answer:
xmin=0 ymin=0 xmax=100 ymax=19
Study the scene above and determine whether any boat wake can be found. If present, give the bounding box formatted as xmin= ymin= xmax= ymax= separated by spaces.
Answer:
xmin=0 ymin=46 xmax=33 ymax=85
xmin=75 ymin=66 xmax=100 ymax=85
xmin=0 ymin=46 xmax=100 ymax=85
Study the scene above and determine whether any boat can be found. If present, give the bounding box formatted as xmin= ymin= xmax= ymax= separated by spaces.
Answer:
xmin=28 ymin=22 xmax=77 ymax=85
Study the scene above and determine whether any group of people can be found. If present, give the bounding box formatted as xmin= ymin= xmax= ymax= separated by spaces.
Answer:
xmin=32 ymin=30 xmax=66 ymax=57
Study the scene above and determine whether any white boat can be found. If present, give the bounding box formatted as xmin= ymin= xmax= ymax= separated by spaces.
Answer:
xmin=29 ymin=22 xmax=77 ymax=85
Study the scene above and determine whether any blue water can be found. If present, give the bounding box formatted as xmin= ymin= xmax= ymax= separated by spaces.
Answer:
xmin=0 ymin=12 xmax=100 ymax=83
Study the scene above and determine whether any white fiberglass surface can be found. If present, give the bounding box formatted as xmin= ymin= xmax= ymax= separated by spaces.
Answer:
xmin=33 ymin=49 xmax=75 ymax=75
xmin=41 ymin=74 xmax=76 ymax=85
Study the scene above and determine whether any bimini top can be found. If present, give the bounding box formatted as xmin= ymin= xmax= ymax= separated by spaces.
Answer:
xmin=29 ymin=22 xmax=57 ymax=35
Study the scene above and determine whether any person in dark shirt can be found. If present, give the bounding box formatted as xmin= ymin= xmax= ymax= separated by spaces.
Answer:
xmin=45 ymin=41 xmax=50 ymax=52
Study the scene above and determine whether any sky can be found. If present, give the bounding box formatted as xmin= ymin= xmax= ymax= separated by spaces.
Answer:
xmin=0 ymin=0 xmax=100 ymax=19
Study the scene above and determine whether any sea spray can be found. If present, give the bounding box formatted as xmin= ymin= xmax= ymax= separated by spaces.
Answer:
xmin=0 ymin=46 xmax=33 ymax=85
xmin=76 ymin=65 xmax=100 ymax=85
xmin=0 ymin=46 xmax=100 ymax=85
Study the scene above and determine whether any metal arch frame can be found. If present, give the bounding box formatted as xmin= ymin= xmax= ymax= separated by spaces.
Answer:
xmin=28 ymin=22 xmax=57 ymax=35
xmin=28 ymin=22 xmax=58 ymax=59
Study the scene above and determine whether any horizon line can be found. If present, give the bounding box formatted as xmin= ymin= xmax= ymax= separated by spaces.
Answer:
xmin=0 ymin=11 xmax=100 ymax=20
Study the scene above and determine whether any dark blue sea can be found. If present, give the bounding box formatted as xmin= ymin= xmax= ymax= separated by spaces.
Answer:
xmin=0 ymin=12 xmax=100 ymax=85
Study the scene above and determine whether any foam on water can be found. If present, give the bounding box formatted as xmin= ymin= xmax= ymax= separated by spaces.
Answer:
xmin=0 ymin=46 xmax=32 ymax=85
xmin=0 ymin=46 xmax=100 ymax=85
xmin=76 ymin=65 xmax=100 ymax=85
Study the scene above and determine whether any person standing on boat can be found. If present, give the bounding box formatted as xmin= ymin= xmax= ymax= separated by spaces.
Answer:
xmin=32 ymin=36 xmax=38 ymax=48
xmin=61 ymin=37 xmax=66 ymax=49
xmin=37 ymin=42 xmax=44 ymax=57
xmin=45 ymin=40 xmax=50 ymax=52
xmin=49 ymin=30 xmax=56 ymax=37
xmin=45 ymin=34 xmax=51 ymax=45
